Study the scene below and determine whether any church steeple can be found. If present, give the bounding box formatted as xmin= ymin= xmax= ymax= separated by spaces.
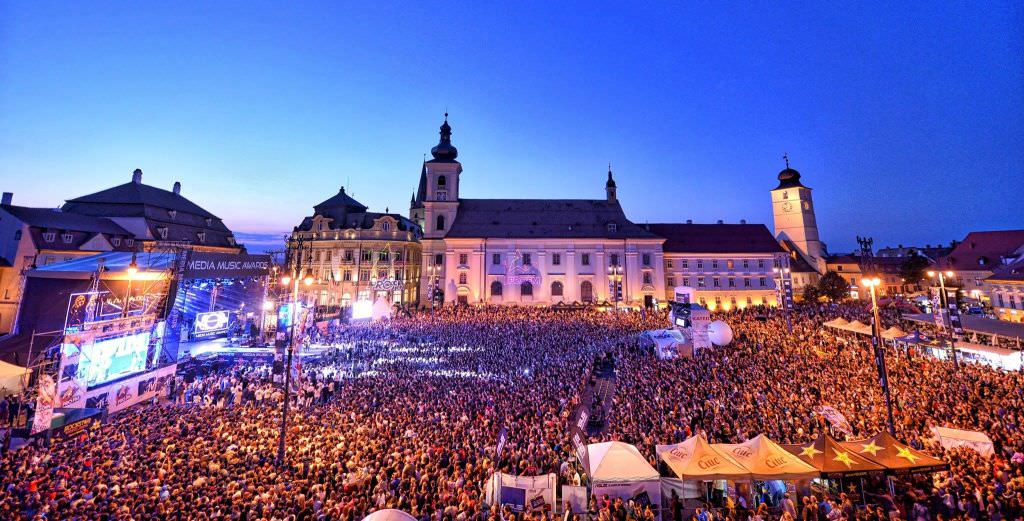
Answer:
xmin=430 ymin=113 xmax=458 ymax=161
xmin=606 ymin=163 xmax=617 ymax=201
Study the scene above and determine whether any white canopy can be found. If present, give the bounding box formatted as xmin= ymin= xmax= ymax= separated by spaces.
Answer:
xmin=0 ymin=360 xmax=29 ymax=396
xmin=657 ymin=435 xmax=750 ymax=480
xmin=371 ymin=296 xmax=392 ymax=322
xmin=930 ymin=426 xmax=995 ymax=458
xmin=881 ymin=327 xmax=907 ymax=340
xmin=363 ymin=510 xmax=417 ymax=521
xmin=714 ymin=434 xmax=819 ymax=481
xmin=587 ymin=441 xmax=659 ymax=482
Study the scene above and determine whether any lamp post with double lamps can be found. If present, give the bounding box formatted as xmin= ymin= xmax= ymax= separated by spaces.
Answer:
xmin=276 ymin=270 xmax=313 ymax=466
xmin=863 ymin=277 xmax=896 ymax=436
xmin=772 ymin=266 xmax=793 ymax=333
xmin=928 ymin=270 xmax=960 ymax=367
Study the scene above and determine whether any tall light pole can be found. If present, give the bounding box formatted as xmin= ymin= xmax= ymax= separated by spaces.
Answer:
xmin=772 ymin=266 xmax=793 ymax=333
xmin=863 ymin=277 xmax=896 ymax=436
xmin=927 ymin=270 xmax=959 ymax=367
xmin=608 ymin=264 xmax=622 ymax=311
xmin=277 ymin=233 xmax=313 ymax=467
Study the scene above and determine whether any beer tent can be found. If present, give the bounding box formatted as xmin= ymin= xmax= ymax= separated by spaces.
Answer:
xmin=840 ymin=432 xmax=948 ymax=474
xmin=781 ymin=434 xmax=884 ymax=478
xmin=362 ymin=510 xmax=417 ymax=521
xmin=656 ymin=435 xmax=750 ymax=480
xmin=587 ymin=442 xmax=662 ymax=509
xmin=714 ymin=435 xmax=819 ymax=480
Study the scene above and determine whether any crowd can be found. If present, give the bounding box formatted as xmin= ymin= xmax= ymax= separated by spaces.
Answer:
xmin=0 ymin=302 xmax=1023 ymax=521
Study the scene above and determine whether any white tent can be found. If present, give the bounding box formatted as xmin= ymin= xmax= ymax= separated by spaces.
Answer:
xmin=0 ymin=360 xmax=29 ymax=396
xmin=362 ymin=510 xmax=417 ymax=521
xmin=587 ymin=442 xmax=662 ymax=510
xmin=930 ymin=426 xmax=995 ymax=458
xmin=881 ymin=327 xmax=907 ymax=340
xmin=643 ymin=329 xmax=691 ymax=360
xmin=371 ymin=296 xmax=393 ymax=322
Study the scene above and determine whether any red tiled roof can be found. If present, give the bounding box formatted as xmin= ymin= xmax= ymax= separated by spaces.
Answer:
xmin=646 ymin=223 xmax=785 ymax=254
xmin=939 ymin=230 xmax=1024 ymax=271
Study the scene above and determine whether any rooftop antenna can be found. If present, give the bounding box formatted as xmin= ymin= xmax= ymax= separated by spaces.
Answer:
xmin=783 ymin=152 xmax=790 ymax=169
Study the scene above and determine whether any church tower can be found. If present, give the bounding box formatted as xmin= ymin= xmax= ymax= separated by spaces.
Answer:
xmin=606 ymin=165 xmax=617 ymax=201
xmin=770 ymin=156 xmax=826 ymax=272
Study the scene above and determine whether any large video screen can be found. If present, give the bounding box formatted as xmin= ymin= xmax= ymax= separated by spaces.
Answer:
xmin=78 ymin=332 xmax=151 ymax=387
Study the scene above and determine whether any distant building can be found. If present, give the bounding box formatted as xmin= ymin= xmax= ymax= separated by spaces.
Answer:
xmin=939 ymin=230 xmax=1024 ymax=300
xmin=876 ymin=243 xmax=955 ymax=262
xmin=646 ymin=222 xmax=786 ymax=311
xmin=289 ymin=187 xmax=422 ymax=311
xmin=61 ymin=169 xmax=240 ymax=252
xmin=826 ymin=253 xmax=929 ymax=299
xmin=986 ymin=259 xmax=1024 ymax=323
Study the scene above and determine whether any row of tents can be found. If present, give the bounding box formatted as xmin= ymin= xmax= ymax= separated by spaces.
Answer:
xmin=823 ymin=318 xmax=908 ymax=340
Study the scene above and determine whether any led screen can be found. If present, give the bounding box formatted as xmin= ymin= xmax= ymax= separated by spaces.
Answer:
xmin=78 ymin=332 xmax=151 ymax=387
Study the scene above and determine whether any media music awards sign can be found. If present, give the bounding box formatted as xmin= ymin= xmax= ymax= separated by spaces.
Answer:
xmin=184 ymin=252 xmax=271 ymax=279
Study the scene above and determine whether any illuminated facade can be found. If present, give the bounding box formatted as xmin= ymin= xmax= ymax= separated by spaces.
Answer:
xmin=290 ymin=187 xmax=422 ymax=311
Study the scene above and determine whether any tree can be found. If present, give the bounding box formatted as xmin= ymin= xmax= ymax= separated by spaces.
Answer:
xmin=817 ymin=270 xmax=851 ymax=302
xmin=802 ymin=284 xmax=822 ymax=303
xmin=899 ymin=251 xmax=931 ymax=286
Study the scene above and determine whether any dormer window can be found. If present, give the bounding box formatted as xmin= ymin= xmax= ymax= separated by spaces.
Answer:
xmin=125 ymin=239 xmax=134 ymax=247
xmin=112 ymin=238 xmax=121 ymax=247
xmin=43 ymin=232 xmax=56 ymax=242
xmin=607 ymin=223 xmax=618 ymax=233
xmin=382 ymin=221 xmax=391 ymax=231
xmin=62 ymin=233 xmax=74 ymax=244
xmin=168 ymin=210 xmax=177 ymax=219
xmin=197 ymin=232 xmax=206 ymax=243
xmin=157 ymin=226 xmax=168 ymax=239
xmin=205 ymin=218 xmax=213 ymax=227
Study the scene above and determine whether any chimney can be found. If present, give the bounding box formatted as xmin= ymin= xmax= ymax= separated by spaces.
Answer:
xmin=898 ymin=244 xmax=903 ymax=249
xmin=1 ymin=192 xmax=11 ymax=205
xmin=716 ymin=219 xmax=724 ymax=224
xmin=740 ymin=219 xmax=747 ymax=224
xmin=132 ymin=168 xmax=143 ymax=184
xmin=173 ymin=181 xmax=181 ymax=195
xmin=686 ymin=219 xmax=693 ymax=224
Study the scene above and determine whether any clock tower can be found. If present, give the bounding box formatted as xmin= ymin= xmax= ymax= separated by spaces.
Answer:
xmin=771 ymin=158 xmax=825 ymax=273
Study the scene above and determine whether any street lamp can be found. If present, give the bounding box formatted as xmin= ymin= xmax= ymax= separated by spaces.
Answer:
xmin=608 ymin=264 xmax=623 ymax=311
xmin=772 ymin=266 xmax=793 ymax=333
xmin=277 ymin=268 xmax=304 ymax=466
xmin=927 ymin=270 xmax=959 ymax=367
xmin=863 ymin=277 xmax=896 ymax=436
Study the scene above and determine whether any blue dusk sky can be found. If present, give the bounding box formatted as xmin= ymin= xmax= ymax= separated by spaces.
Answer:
xmin=1 ymin=2 xmax=1021 ymax=253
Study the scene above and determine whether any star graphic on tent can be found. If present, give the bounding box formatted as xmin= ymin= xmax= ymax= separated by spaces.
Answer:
xmin=832 ymin=450 xmax=854 ymax=468
xmin=860 ymin=441 xmax=883 ymax=456
xmin=799 ymin=444 xmax=822 ymax=459
xmin=895 ymin=446 xmax=920 ymax=464
xmin=847 ymin=483 xmax=858 ymax=493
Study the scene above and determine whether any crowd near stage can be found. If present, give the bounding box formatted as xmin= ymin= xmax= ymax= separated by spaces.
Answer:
xmin=0 ymin=300 xmax=1021 ymax=521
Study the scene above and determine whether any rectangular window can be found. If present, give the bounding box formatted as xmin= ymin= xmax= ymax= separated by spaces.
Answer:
xmin=378 ymin=269 xmax=387 ymax=280
xmin=744 ymin=278 xmax=751 ymax=287
xmin=747 ymin=296 xmax=753 ymax=306
xmin=696 ymin=259 xmax=703 ymax=269
xmin=642 ymin=253 xmax=651 ymax=266
xmin=344 ymin=250 xmax=353 ymax=261
xmin=713 ymin=277 xmax=720 ymax=287
xmin=742 ymin=259 xmax=749 ymax=269
xmin=682 ymin=259 xmax=688 ymax=269
xmin=362 ymin=250 xmax=372 ymax=262
xmin=712 ymin=260 xmax=719 ymax=269
xmin=643 ymin=272 xmax=652 ymax=284
xmin=581 ymin=253 xmax=590 ymax=266
xmin=759 ymin=277 xmax=767 ymax=287
xmin=314 ymin=251 xmax=321 ymax=261
xmin=492 ymin=253 xmax=501 ymax=265
xmin=728 ymin=277 xmax=735 ymax=287
xmin=698 ymin=277 xmax=706 ymax=288
xmin=43 ymin=232 xmax=55 ymax=242
xmin=437 ymin=191 xmax=447 ymax=201
xmin=610 ymin=253 xmax=619 ymax=266
xmin=434 ymin=253 xmax=443 ymax=266
xmin=522 ymin=253 xmax=532 ymax=265
xmin=682 ymin=277 xmax=689 ymax=287
xmin=459 ymin=253 xmax=468 ymax=265
xmin=324 ymin=250 xmax=331 ymax=262
xmin=343 ymin=270 xmax=352 ymax=282
xmin=111 ymin=238 xmax=121 ymax=247
xmin=667 ymin=259 xmax=673 ymax=269
xmin=359 ymin=269 xmax=370 ymax=281
xmin=667 ymin=276 xmax=676 ymax=287
xmin=552 ymin=253 xmax=561 ymax=266
xmin=758 ymin=259 xmax=765 ymax=269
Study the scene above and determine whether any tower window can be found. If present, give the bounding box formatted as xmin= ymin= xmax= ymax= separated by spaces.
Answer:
xmin=436 ymin=214 xmax=446 ymax=231
xmin=783 ymin=191 xmax=789 ymax=200
xmin=437 ymin=175 xmax=446 ymax=187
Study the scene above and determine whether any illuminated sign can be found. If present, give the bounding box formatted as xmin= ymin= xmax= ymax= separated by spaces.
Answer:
xmin=184 ymin=252 xmax=271 ymax=278
xmin=194 ymin=311 xmax=230 ymax=339
xmin=371 ymin=279 xmax=404 ymax=292
xmin=351 ymin=300 xmax=373 ymax=320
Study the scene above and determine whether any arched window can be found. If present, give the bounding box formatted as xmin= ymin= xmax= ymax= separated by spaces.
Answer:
xmin=437 ymin=175 xmax=447 ymax=187
xmin=436 ymin=214 xmax=446 ymax=231
xmin=551 ymin=281 xmax=564 ymax=297
xmin=520 ymin=281 xmax=533 ymax=297
xmin=458 ymin=273 xmax=467 ymax=285
xmin=580 ymin=281 xmax=593 ymax=302
xmin=491 ymin=280 xmax=503 ymax=296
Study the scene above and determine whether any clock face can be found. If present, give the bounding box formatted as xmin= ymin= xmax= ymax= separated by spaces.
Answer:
xmin=782 ymin=201 xmax=793 ymax=212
